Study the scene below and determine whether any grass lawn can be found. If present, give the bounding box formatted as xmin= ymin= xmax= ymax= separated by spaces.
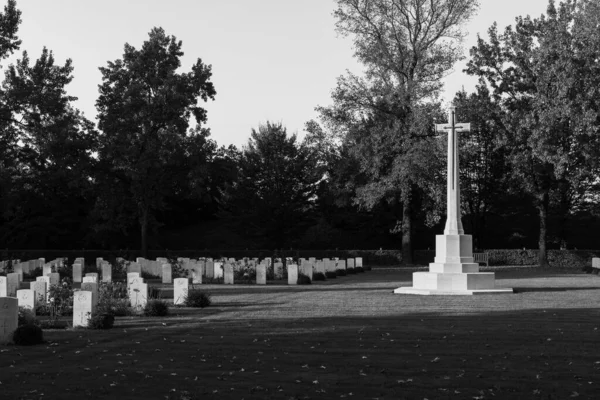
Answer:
xmin=1 ymin=267 xmax=599 ymax=399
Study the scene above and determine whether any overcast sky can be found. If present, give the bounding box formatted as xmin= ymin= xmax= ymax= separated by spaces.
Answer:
xmin=7 ymin=0 xmax=551 ymax=148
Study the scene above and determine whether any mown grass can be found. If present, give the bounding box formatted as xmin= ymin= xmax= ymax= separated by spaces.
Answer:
xmin=1 ymin=268 xmax=599 ymax=399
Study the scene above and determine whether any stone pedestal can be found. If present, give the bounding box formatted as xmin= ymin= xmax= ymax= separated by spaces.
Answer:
xmin=394 ymin=235 xmax=512 ymax=295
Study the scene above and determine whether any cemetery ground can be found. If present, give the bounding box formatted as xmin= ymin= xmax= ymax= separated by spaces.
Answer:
xmin=1 ymin=268 xmax=599 ymax=400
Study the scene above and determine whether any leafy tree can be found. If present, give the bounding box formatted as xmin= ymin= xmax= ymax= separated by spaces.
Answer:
xmin=223 ymin=122 xmax=320 ymax=248
xmin=466 ymin=0 xmax=600 ymax=266
xmin=452 ymin=85 xmax=511 ymax=249
xmin=0 ymin=0 xmax=96 ymax=248
xmin=318 ymin=0 xmax=479 ymax=262
xmin=95 ymin=27 xmax=216 ymax=255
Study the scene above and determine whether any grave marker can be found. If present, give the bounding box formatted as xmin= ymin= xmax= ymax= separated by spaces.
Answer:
xmin=7 ymin=273 xmax=19 ymax=297
xmin=0 ymin=297 xmax=18 ymax=344
xmin=73 ymin=291 xmax=93 ymax=328
xmin=355 ymin=257 xmax=363 ymax=268
xmin=48 ymin=273 xmax=60 ymax=286
xmin=102 ymin=262 xmax=112 ymax=282
xmin=287 ymin=264 xmax=298 ymax=285
xmin=129 ymin=282 xmax=148 ymax=310
xmin=73 ymin=263 xmax=83 ymax=283
xmin=224 ymin=264 xmax=234 ymax=285
xmin=162 ymin=264 xmax=172 ymax=284
xmin=256 ymin=264 xmax=267 ymax=285
xmin=205 ymin=260 xmax=214 ymax=279
xmin=173 ymin=278 xmax=189 ymax=305
xmin=0 ymin=277 xmax=6 ymax=297
xmin=128 ymin=262 xmax=142 ymax=275
xmin=17 ymin=289 xmax=36 ymax=314
xmin=315 ymin=261 xmax=325 ymax=275
xmin=81 ymin=282 xmax=99 ymax=310
xmin=85 ymin=273 xmax=99 ymax=282
xmin=214 ymin=262 xmax=223 ymax=279
xmin=31 ymin=281 xmax=47 ymax=305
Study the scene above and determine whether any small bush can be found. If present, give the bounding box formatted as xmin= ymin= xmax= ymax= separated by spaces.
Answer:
xmin=313 ymin=272 xmax=326 ymax=281
xmin=143 ymin=299 xmax=169 ymax=317
xmin=325 ymin=271 xmax=337 ymax=279
xmin=346 ymin=268 xmax=357 ymax=275
xmin=356 ymin=267 xmax=365 ymax=273
xmin=18 ymin=307 xmax=38 ymax=326
xmin=141 ymin=271 xmax=161 ymax=280
xmin=184 ymin=289 xmax=211 ymax=308
xmin=13 ymin=324 xmax=44 ymax=346
xmin=297 ymin=273 xmax=312 ymax=285
xmin=88 ymin=313 xmax=115 ymax=330
xmin=336 ymin=269 xmax=347 ymax=276
xmin=364 ymin=265 xmax=372 ymax=271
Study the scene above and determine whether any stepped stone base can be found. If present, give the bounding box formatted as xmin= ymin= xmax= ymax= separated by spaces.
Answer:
xmin=394 ymin=234 xmax=513 ymax=296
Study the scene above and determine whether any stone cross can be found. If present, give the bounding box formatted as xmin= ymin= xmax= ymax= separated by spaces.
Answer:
xmin=435 ymin=104 xmax=471 ymax=235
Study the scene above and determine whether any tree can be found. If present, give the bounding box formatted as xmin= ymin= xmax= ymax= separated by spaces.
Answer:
xmin=95 ymin=27 xmax=216 ymax=255
xmin=223 ymin=122 xmax=320 ymax=248
xmin=466 ymin=0 xmax=600 ymax=266
xmin=318 ymin=0 xmax=479 ymax=262
xmin=452 ymin=85 xmax=511 ymax=249
xmin=0 ymin=0 xmax=96 ymax=248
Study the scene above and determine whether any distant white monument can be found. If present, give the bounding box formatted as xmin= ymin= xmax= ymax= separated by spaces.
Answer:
xmin=394 ymin=104 xmax=512 ymax=295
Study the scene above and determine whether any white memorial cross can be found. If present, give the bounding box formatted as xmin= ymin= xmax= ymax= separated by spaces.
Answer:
xmin=435 ymin=104 xmax=470 ymax=236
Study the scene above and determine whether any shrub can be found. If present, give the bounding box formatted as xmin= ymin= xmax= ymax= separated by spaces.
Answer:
xmin=184 ymin=289 xmax=211 ymax=308
xmin=325 ymin=271 xmax=337 ymax=279
xmin=143 ymin=299 xmax=169 ymax=317
xmin=582 ymin=266 xmax=593 ymax=274
xmin=88 ymin=313 xmax=115 ymax=330
xmin=336 ymin=269 xmax=347 ymax=276
xmin=13 ymin=324 xmax=44 ymax=346
xmin=297 ymin=273 xmax=312 ymax=285
xmin=234 ymin=262 xmax=256 ymax=284
xmin=18 ymin=307 xmax=38 ymax=326
xmin=364 ymin=265 xmax=372 ymax=271
xmin=313 ymin=272 xmax=326 ymax=281
xmin=356 ymin=267 xmax=365 ymax=273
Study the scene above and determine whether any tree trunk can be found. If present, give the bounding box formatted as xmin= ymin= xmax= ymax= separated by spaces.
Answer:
xmin=140 ymin=206 xmax=149 ymax=258
xmin=538 ymin=191 xmax=550 ymax=267
xmin=401 ymin=193 xmax=413 ymax=265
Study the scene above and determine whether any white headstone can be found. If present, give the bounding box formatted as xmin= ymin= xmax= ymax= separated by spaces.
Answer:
xmin=162 ymin=264 xmax=172 ymax=284
xmin=287 ymin=264 xmax=298 ymax=285
xmin=7 ymin=273 xmax=19 ymax=297
xmin=17 ymin=289 xmax=36 ymax=314
xmin=129 ymin=282 xmax=148 ymax=310
xmin=13 ymin=264 xmax=23 ymax=282
xmin=224 ymin=264 xmax=234 ymax=285
xmin=355 ymin=257 xmax=363 ymax=268
xmin=347 ymin=258 xmax=355 ymax=269
xmin=85 ymin=273 xmax=99 ymax=282
xmin=82 ymin=276 xmax=97 ymax=284
xmin=80 ymin=282 xmax=99 ymax=310
xmin=73 ymin=263 xmax=82 ymax=283
xmin=191 ymin=264 xmax=203 ymax=284
xmin=43 ymin=264 xmax=52 ymax=277
xmin=102 ymin=263 xmax=112 ymax=282
xmin=36 ymin=276 xmax=50 ymax=302
xmin=96 ymin=257 xmax=103 ymax=268
xmin=128 ymin=262 xmax=142 ymax=275
xmin=73 ymin=291 xmax=93 ymax=328
xmin=48 ymin=273 xmax=60 ymax=287
xmin=325 ymin=260 xmax=336 ymax=273
xmin=256 ymin=264 xmax=267 ymax=285
xmin=315 ymin=261 xmax=325 ymax=275
xmin=300 ymin=262 xmax=313 ymax=280
xmin=31 ymin=280 xmax=47 ymax=305
xmin=0 ymin=297 xmax=18 ymax=344
xmin=213 ymin=262 xmax=223 ymax=279
xmin=173 ymin=278 xmax=189 ymax=305
xmin=205 ymin=261 xmax=214 ymax=278
xmin=0 ymin=276 xmax=6 ymax=297
xmin=338 ymin=260 xmax=347 ymax=271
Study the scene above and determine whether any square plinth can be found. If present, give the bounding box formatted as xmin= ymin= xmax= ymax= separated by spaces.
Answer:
xmin=393 ymin=287 xmax=514 ymax=295
xmin=394 ymin=271 xmax=513 ymax=295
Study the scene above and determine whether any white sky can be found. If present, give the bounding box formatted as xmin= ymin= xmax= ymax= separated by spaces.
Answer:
xmin=5 ymin=0 xmax=550 ymax=148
